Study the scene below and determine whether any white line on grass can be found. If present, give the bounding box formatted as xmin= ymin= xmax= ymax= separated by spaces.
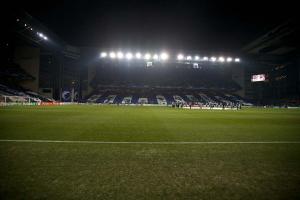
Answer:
xmin=0 ymin=139 xmax=300 ymax=144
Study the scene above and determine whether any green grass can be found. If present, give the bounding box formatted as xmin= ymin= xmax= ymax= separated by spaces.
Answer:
xmin=0 ymin=105 xmax=300 ymax=199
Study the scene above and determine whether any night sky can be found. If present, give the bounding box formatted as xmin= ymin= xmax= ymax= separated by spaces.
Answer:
xmin=12 ymin=0 xmax=298 ymax=53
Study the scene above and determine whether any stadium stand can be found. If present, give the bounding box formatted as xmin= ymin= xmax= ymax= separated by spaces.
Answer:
xmin=122 ymin=96 xmax=132 ymax=104
xmin=156 ymin=95 xmax=167 ymax=105
xmin=84 ymin=60 xmax=254 ymax=108
xmin=87 ymin=94 xmax=102 ymax=103
xmin=85 ymin=86 xmax=251 ymax=107
xmin=0 ymin=63 xmax=35 ymax=81
xmin=0 ymin=62 xmax=55 ymax=104
xmin=90 ymin=64 xmax=242 ymax=90
xmin=0 ymin=83 xmax=54 ymax=104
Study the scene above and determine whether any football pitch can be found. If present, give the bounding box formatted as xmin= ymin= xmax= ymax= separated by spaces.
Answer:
xmin=0 ymin=105 xmax=300 ymax=199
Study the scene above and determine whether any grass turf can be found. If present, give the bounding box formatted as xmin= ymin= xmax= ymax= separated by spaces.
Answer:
xmin=0 ymin=105 xmax=300 ymax=199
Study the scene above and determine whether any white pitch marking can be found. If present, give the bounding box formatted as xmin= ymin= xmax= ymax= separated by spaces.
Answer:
xmin=0 ymin=139 xmax=300 ymax=144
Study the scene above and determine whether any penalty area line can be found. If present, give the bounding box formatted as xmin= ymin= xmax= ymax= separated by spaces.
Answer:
xmin=0 ymin=139 xmax=300 ymax=144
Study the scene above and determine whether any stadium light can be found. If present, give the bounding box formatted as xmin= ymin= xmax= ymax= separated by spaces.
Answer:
xmin=36 ymin=32 xmax=48 ymax=41
xmin=109 ymin=52 xmax=116 ymax=59
xmin=211 ymin=57 xmax=217 ymax=62
xmin=203 ymin=57 xmax=208 ymax=61
xmin=24 ymin=23 xmax=27 ymax=27
xmin=100 ymin=52 xmax=107 ymax=58
xmin=227 ymin=57 xmax=232 ymax=62
xmin=125 ymin=52 xmax=133 ymax=60
xmin=218 ymin=57 xmax=225 ymax=62
xmin=98 ymin=50 xmax=239 ymax=63
xmin=177 ymin=54 xmax=184 ymax=60
xmin=144 ymin=53 xmax=151 ymax=60
xmin=135 ymin=52 xmax=142 ymax=59
xmin=160 ymin=52 xmax=169 ymax=60
xmin=117 ymin=52 xmax=124 ymax=59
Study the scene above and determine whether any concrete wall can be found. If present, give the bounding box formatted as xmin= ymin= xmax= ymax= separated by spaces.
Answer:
xmin=83 ymin=64 xmax=97 ymax=98
xmin=14 ymin=46 xmax=40 ymax=92
xmin=231 ymin=65 xmax=245 ymax=97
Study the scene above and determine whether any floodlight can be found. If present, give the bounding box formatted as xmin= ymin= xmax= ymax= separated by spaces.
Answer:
xmin=227 ymin=57 xmax=232 ymax=62
xmin=109 ymin=52 xmax=116 ymax=59
xmin=219 ymin=57 xmax=225 ymax=62
xmin=126 ymin=52 xmax=133 ymax=59
xmin=211 ymin=57 xmax=217 ymax=62
xmin=44 ymin=36 xmax=48 ymax=40
xmin=100 ymin=52 xmax=107 ymax=58
xmin=135 ymin=52 xmax=142 ymax=59
xmin=24 ymin=24 xmax=27 ymax=27
xmin=235 ymin=58 xmax=240 ymax=62
xmin=187 ymin=56 xmax=192 ymax=60
xmin=177 ymin=54 xmax=184 ymax=60
xmin=117 ymin=52 xmax=124 ymax=59
xmin=153 ymin=54 xmax=159 ymax=60
xmin=144 ymin=53 xmax=151 ymax=60
xmin=195 ymin=56 xmax=200 ymax=60
xmin=160 ymin=53 xmax=169 ymax=60
xmin=203 ymin=57 xmax=208 ymax=61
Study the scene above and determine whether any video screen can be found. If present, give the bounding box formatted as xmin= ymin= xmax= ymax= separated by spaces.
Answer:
xmin=251 ymin=74 xmax=266 ymax=82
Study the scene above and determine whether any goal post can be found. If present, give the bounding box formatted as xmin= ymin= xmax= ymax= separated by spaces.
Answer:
xmin=0 ymin=95 xmax=41 ymax=106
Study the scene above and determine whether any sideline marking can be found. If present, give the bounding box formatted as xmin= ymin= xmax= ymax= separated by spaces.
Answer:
xmin=0 ymin=139 xmax=300 ymax=144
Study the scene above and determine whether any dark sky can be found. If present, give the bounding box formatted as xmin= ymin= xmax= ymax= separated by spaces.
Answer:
xmin=14 ymin=0 xmax=298 ymax=53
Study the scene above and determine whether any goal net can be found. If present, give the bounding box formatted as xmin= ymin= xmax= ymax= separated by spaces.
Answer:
xmin=0 ymin=95 xmax=41 ymax=106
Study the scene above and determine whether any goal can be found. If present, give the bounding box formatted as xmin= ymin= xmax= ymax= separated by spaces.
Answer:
xmin=0 ymin=95 xmax=41 ymax=106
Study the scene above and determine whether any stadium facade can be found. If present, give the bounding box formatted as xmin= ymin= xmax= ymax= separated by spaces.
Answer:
xmin=242 ymin=19 xmax=299 ymax=105
xmin=1 ymin=11 xmax=299 ymax=106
